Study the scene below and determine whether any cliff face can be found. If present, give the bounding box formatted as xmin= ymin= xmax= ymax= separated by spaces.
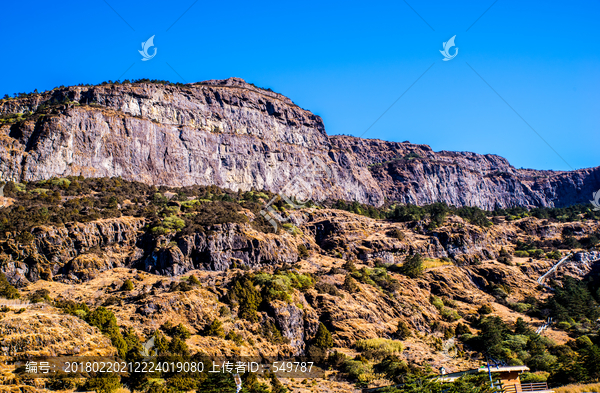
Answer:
xmin=1 ymin=78 xmax=598 ymax=209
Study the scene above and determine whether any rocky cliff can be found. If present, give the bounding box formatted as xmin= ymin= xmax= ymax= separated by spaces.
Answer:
xmin=1 ymin=78 xmax=598 ymax=209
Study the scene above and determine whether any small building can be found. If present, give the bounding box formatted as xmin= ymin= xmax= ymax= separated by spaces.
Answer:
xmin=439 ymin=365 xmax=554 ymax=393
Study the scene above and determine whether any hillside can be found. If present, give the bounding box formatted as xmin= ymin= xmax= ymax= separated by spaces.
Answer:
xmin=0 ymin=178 xmax=599 ymax=392
xmin=1 ymin=78 xmax=598 ymax=209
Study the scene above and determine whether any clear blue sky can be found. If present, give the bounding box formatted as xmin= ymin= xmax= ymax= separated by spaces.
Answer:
xmin=0 ymin=0 xmax=598 ymax=170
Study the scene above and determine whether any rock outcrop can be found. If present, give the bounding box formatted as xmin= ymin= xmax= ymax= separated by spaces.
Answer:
xmin=0 ymin=78 xmax=598 ymax=209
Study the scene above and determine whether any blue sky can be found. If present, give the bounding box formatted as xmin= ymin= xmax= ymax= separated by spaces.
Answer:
xmin=0 ymin=0 xmax=598 ymax=170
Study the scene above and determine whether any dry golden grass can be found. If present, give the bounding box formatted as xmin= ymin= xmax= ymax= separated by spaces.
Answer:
xmin=554 ymin=382 xmax=600 ymax=393
xmin=422 ymin=258 xmax=453 ymax=269
xmin=355 ymin=338 xmax=403 ymax=358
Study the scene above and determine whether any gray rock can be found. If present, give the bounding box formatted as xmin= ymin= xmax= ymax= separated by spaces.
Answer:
xmin=1 ymin=78 xmax=597 ymax=210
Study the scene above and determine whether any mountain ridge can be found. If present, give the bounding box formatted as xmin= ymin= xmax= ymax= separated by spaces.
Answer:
xmin=0 ymin=77 xmax=598 ymax=209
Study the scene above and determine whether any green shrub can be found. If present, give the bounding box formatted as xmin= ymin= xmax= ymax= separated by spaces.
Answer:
xmin=510 ymin=302 xmax=531 ymax=313
xmin=341 ymin=359 xmax=373 ymax=382
xmin=262 ymin=320 xmax=287 ymax=344
xmin=546 ymin=250 xmax=562 ymax=260
xmin=0 ymin=273 xmax=20 ymax=299
xmin=85 ymin=307 xmax=127 ymax=358
xmin=28 ymin=289 xmax=51 ymax=303
xmin=225 ymin=330 xmax=244 ymax=345
xmin=218 ymin=305 xmax=231 ymax=317
xmin=315 ymin=281 xmax=342 ymax=297
xmin=168 ymin=336 xmax=189 ymax=356
xmin=514 ymin=250 xmax=529 ymax=258
xmin=85 ymin=373 xmax=121 ymax=393
xmin=556 ymin=321 xmax=571 ymax=331
xmin=441 ymin=308 xmax=461 ymax=322
xmin=389 ymin=228 xmax=405 ymax=240
xmin=205 ymin=319 xmax=225 ymax=338
xmin=520 ymin=372 xmax=549 ymax=383
xmin=430 ymin=295 xmax=444 ymax=311
xmin=121 ymin=279 xmax=134 ymax=291
xmin=478 ymin=304 xmax=494 ymax=315
xmin=575 ymin=335 xmax=593 ymax=348
xmin=188 ymin=275 xmax=200 ymax=286
xmin=396 ymin=320 xmax=412 ymax=340
xmin=170 ymin=323 xmax=191 ymax=340
xmin=456 ymin=322 xmax=472 ymax=336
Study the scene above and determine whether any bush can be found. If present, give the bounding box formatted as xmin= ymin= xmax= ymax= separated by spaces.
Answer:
xmin=546 ymin=250 xmax=562 ymax=260
xmin=85 ymin=307 xmax=127 ymax=358
xmin=389 ymin=228 xmax=405 ymax=240
xmin=297 ymin=244 xmax=309 ymax=259
xmin=121 ymin=279 xmax=134 ymax=291
xmin=441 ymin=308 xmax=461 ymax=322
xmin=514 ymin=250 xmax=529 ymax=258
xmin=396 ymin=320 xmax=412 ymax=340
xmin=456 ymin=322 xmax=472 ymax=336
xmin=0 ymin=273 xmax=20 ymax=299
xmin=343 ymin=275 xmax=360 ymax=293
xmin=188 ymin=275 xmax=200 ymax=286
xmin=85 ymin=373 xmax=121 ymax=393
xmin=557 ymin=321 xmax=571 ymax=331
xmin=497 ymin=248 xmax=514 ymax=265
xmin=225 ymin=330 xmax=244 ymax=345
xmin=520 ymin=372 xmax=549 ymax=383
xmin=478 ymin=304 xmax=494 ymax=315
xmin=262 ymin=320 xmax=288 ymax=344
xmin=355 ymin=338 xmax=403 ymax=360
xmin=170 ymin=323 xmax=191 ymax=340
xmin=341 ymin=359 xmax=374 ymax=382
xmin=29 ymin=289 xmax=51 ymax=303
xmin=430 ymin=295 xmax=444 ymax=311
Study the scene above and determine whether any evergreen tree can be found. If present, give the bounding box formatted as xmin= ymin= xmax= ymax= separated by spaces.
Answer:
xmin=231 ymin=275 xmax=262 ymax=322
xmin=85 ymin=373 xmax=121 ymax=393
xmin=514 ymin=317 xmax=533 ymax=335
xmin=399 ymin=254 xmax=424 ymax=278
xmin=314 ymin=323 xmax=333 ymax=349
xmin=196 ymin=372 xmax=237 ymax=393
xmin=205 ymin=319 xmax=225 ymax=338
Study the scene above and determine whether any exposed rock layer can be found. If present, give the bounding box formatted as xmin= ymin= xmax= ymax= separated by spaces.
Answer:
xmin=1 ymin=78 xmax=598 ymax=209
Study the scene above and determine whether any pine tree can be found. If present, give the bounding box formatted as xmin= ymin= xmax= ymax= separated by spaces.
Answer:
xmin=313 ymin=323 xmax=333 ymax=349
xmin=231 ymin=275 xmax=262 ymax=322
xmin=399 ymin=254 xmax=424 ymax=278
xmin=514 ymin=317 xmax=532 ymax=335
xmin=205 ymin=319 xmax=225 ymax=338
